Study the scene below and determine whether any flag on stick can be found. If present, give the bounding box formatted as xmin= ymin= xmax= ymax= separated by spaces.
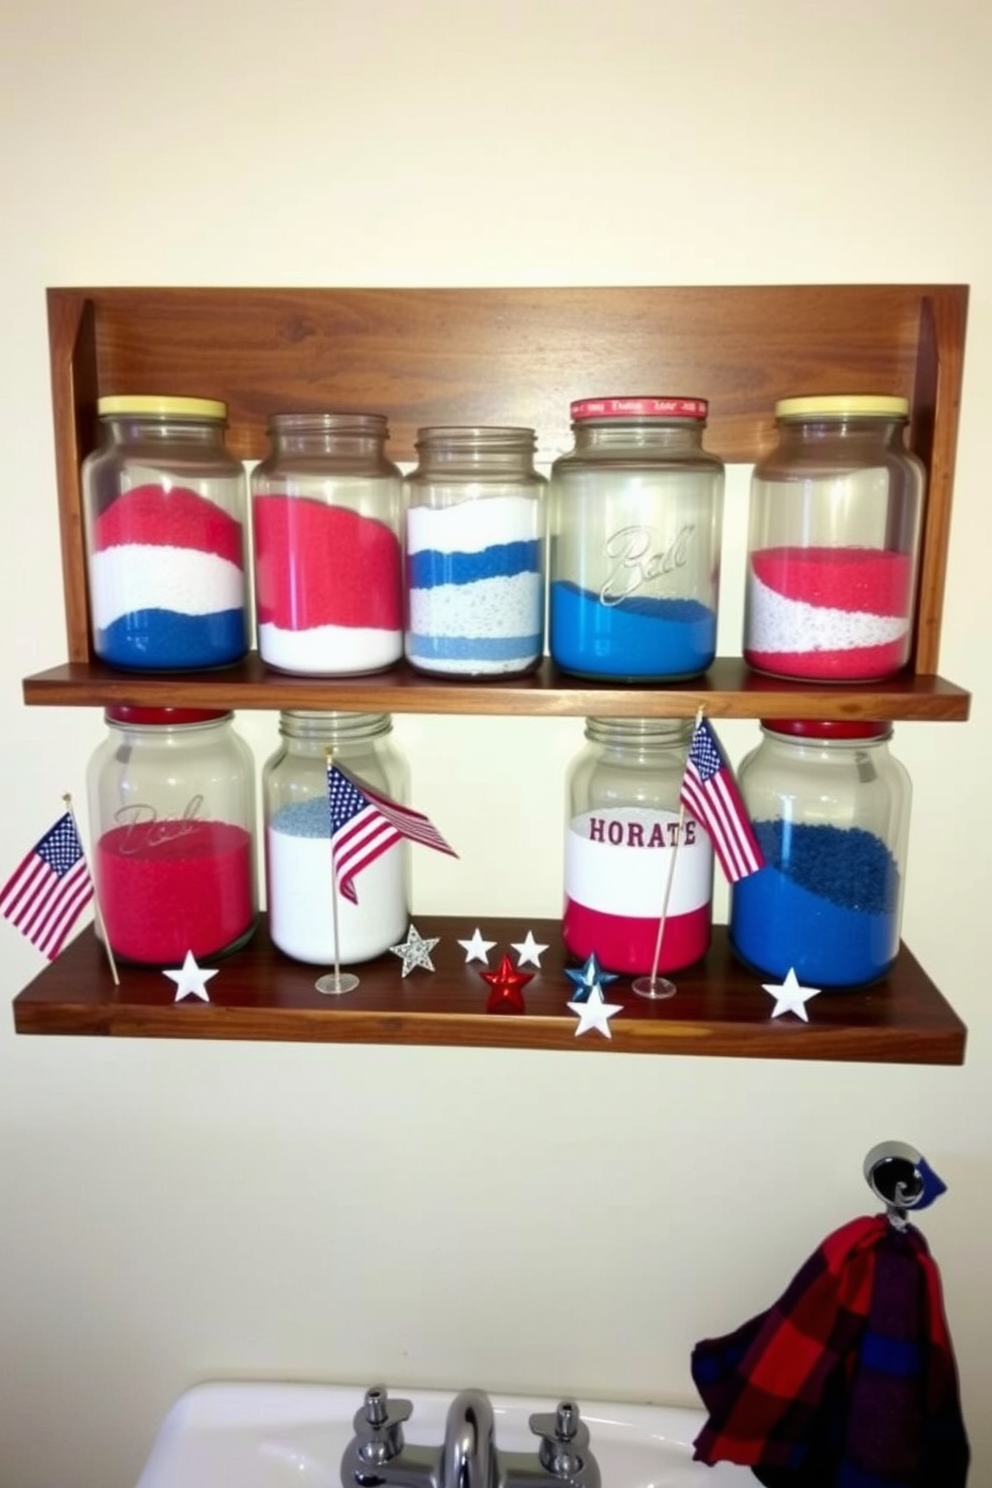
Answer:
xmin=680 ymin=716 xmax=765 ymax=883
xmin=0 ymin=810 xmax=94 ymax=959
xmin=327 ymin=762 xmax=457 ymax=905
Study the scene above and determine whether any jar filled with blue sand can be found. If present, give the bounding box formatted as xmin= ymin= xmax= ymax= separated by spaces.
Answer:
xmin=729 ymin=721 xmax=911 ymax=989
xmin=548 ymin=397 xmax=724 ymax=681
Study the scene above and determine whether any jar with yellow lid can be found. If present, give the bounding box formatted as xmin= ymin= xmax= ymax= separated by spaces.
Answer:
xmin=743 ymin=395 xmax=925 ymax=681
xmin=81 ymin=395 xmax=250 ymax=670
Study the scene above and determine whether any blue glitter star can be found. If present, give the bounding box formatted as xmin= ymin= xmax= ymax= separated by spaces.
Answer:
xmin=565 ymin=953 xmax=619 ymax=1003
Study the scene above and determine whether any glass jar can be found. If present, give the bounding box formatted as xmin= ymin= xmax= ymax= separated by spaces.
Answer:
xmin=86 ymin=707 xmax=257 ymax=966
xmin=251 ymin=412 xmax=403 ymax=675
xmin=404 ymin=426 xmax=546 ymax=677
xmin=563 ymin=718 xmax=713 ymax=977
xmin=263 ymin=711 xmax=409 ymax=965
xmin=81 ymin=395 xmax=249 ymax=670
xmin=729 ymin=720 xmax=912 ymax=988
xmin=744 ymin=395 xmax=925 ymax=681
xmin=548 ymin=397 xmax=725 ymax=681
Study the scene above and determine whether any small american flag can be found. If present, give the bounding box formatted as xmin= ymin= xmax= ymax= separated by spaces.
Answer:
xmin=680 ymin=717 xmax=765 ymax=883
xmin=328 ymin=762 xmax=457 ymax=905
xmin=0 ymin=810 xmax=94 ymax=959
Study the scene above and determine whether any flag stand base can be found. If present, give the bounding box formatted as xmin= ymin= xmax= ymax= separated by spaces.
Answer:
xmin=631 ymin=975 xmax=677 ymax=1001
xmin=315 ymin=971 xmax=360 ymax=996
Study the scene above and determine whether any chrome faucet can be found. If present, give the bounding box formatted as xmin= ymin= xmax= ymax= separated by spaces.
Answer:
xmin=341 ymin=1385 xmax=601 ymax=1488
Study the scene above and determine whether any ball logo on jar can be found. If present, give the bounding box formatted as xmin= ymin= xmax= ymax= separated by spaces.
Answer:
xmin=599 ymin=523 xmax=695 ymax=606
xmin=564 ymin=805 xmax=712 ymax=976
xmin=114 ymin=794 xmax=205 ymax=853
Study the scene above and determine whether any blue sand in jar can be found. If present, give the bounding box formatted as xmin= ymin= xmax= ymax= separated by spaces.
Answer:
xmin=97 ymin=608 xmax=247 ymax=670
xmin=549 ymin=580 xmax=716 ymax=678
xmin=408 ymin=539 xmax=541 ymax=588
xmin=407 ymin=632 xmax=542 ymax=663
xmin=271 ymin=798 xmax=333 ymax=838
xmin=729 ymin=821 xmax=900 ymax=988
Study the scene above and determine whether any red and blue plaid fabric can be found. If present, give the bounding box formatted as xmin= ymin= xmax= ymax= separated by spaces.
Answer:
xmin=691 ymin=1214 xmax=969 ymax=1486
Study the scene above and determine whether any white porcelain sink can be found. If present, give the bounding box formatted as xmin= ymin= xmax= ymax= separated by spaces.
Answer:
xmin=134 ymin=1381 xmax=750 ymax=1487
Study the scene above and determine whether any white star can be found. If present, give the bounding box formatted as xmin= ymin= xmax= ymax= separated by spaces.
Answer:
xmin=568 ymin=985 xmax=623 ymax=1039
xmin=511 ymin=930 xmax=549 ymax=968
xmin=762 ymin=967 xmax=821 ymax=1022
xmin=389 ymin=924 xmax=440 ymax=977
xmin=457 ymin=927 xmax=497 ymax=964
xmin=164 ymin=950 xmax=218 ymax=1003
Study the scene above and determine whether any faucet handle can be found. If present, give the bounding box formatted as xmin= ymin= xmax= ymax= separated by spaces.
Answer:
xmin=351 ymin=1385 xmax=413 ymax=1467
xmin=529 ymin=1401 xmax=596 ymax=1483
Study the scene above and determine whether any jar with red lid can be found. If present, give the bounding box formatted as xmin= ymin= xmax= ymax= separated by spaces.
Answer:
xmin=548 ymin=396 xmax=725 ymax=681
xmin=86 ymin=707 xmax=257 ymax=966
xmin=744 ymin=395 xmax=925 ymax=681
xmin=729 ymin=719 xmax=912 ymax=988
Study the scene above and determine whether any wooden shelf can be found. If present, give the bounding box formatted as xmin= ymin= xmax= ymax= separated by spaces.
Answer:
xmin=22 ymin=655 xmax=972 ymax=721
xmin=12 ymin=918 xmax=967 ymax=1064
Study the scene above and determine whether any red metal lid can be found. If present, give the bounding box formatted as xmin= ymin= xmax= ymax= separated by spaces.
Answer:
xmin=761 ymin=719 xmax=890 ymax=740
xmin=570 ymin=396 xmax=708 ymax=421
xmin=105 ymin=706 xmax=230 ymax=726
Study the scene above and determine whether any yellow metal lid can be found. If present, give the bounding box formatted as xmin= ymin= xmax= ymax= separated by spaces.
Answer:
xmin=775 ymin=394 xmax=909 ymax=420
xmin=97 ymin=395 xmax=228 ymax=420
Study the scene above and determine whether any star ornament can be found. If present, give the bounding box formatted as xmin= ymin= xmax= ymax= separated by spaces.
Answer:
xmin=457 ymin=927 xmax=497 ymax=964
xmin=481 ymin=954 xmax=533 ymax=1014
xmin=511 ymin=930 xmax=549 ymax=968
xmin=565 ymin=952 xmax=618 ymax=1003
xmin=164 ymin=950 xmax=218 ymax=1003
xmin=568 ymin=984 xmax=623 ymax=1039
xmin=389 ymin=924 xmax=440 ymax=977
xmin=762 ymin=967 xmax=822 ymax=1022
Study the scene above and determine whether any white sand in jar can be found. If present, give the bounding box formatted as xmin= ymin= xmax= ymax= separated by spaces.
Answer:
xmin=267 ymin=827 xmax=408 ymax=964
xmin=258 ymin=620 xmax=402 ymax=675
xmin=90 ymin=544 xmax=244 ymax=626
xmin=746 ymin=572 xmax=909 ymax=654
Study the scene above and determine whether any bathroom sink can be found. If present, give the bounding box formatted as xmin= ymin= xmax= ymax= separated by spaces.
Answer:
xmin=133 ymin=1381 xmax=750 ymax=1487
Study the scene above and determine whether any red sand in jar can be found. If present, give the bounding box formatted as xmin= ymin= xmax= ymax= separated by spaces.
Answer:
xmin=751 ymin=546 xmax=913 ymax=614
xmin=96 ymin=820 xmax=255 ymax=965
xmin=253 ymin=498 xmax=402 ymax=630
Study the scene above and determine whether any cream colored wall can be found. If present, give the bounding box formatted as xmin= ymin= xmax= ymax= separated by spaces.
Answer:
xmin=1 ymin=2 xmax=990 ymax=1484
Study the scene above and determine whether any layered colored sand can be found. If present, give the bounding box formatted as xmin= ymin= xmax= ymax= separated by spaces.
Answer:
xmin=729 ymin=820 xmax=900 ymax=988
xmin=253 ymin=497 xmax=402 ymax=674
xmin=745 ymin=546 xmax=912 ymax=681
xmin=550 ymin=581 xmax=716 ymax=680
xmin=90 ymin=484 xmax=247 ymax=669
xmin=96 ymin=820 xmax=254 ymax=965
xmin=405 ymin=497 xmax=543 ymax=676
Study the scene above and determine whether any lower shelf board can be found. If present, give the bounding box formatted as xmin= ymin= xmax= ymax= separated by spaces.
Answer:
xmin=11 ymin=917 xmax=966 ymax=1064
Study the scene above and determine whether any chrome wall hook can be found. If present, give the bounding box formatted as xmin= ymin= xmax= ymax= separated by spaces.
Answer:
xmin=864 ymin=1140 xmax=947 ymax=1229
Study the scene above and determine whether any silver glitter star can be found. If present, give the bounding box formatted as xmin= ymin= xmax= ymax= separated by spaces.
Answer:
xmin=389 ymin=924 xmax=440 ymax=977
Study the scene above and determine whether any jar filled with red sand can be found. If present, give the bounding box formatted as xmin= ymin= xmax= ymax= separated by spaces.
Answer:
xmin=744 ymin=396 xmax=924 ymax=681
xmin=87 ymin=707 xmax=257 ymax=966
xmin=251 ymin=412 xmax=403 ymax=675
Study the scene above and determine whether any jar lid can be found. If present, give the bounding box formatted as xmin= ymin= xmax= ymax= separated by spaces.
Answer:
xmin=774 ymin=394 xmax=909 ymax=420
xmin=761 ymin=719 xmax=891 ymax=740
xmin=105 ymin=706 xmax=231 ymax=726
xmin=571 ymin=397 xmax=708 ymax=421
xmin=97 ymin=395 xmax=228 ymax=420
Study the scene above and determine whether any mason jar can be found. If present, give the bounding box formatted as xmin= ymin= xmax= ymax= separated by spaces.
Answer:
xmin=563 ymin=717 xmax=714 ymax=976
xmin=744 ymin=395 xmax=925 ymax=681
xmin=548 ymin=397 xmax=724 ymax=681
xmin=87 ymin=707 xmax=257 ymax=966
xmin=263 ymin=711 xmax=409 ymax=965
xmin=251 ymin=412 xmax=403 ymax=675
xmin=729 ymin=720 xmax=912 ymax=988
xmin=81 ymin=395 xmax=249 ymax=670
xmin=404 ymin=426 xmax=546 ymax=677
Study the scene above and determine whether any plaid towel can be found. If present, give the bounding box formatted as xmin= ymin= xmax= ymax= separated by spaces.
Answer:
xmin=691 ymin=1214 xmax=969 ymax=1486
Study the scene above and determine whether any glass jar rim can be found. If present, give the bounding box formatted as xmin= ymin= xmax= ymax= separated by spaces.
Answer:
xmin=97 ymin=395 xmax=227 ymax=421
xmin=267 ymin=411 xmax=388 ymax=432
xmin=104 ymin=706 xmax=231 ymax=727
xmin=415 ymin=425 xmax=536 ymax=446
xmin=760 ymin=719 xmax=892 ymax=741
xmin=571 ymin=396 xmax=708 ymax=422
xmin=774 ymin=394 xmax=909 ymax=421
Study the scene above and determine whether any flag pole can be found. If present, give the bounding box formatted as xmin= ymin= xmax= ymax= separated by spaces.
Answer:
xmin=63 ymin=791 xmax=119 ymax=987
xmin=632 ymin=705 xmax=704 ymax=1002
xmin=316 ymin=750 xmax=359 ymax=996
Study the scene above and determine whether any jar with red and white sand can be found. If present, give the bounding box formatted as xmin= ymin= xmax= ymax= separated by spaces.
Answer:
xmin=87 ymin=707 xmax=257 ymax=966
xmin=743 ymin=395 xmax=924 ymax=682
xmin=251 ymin=412 xmax=403 ymax=675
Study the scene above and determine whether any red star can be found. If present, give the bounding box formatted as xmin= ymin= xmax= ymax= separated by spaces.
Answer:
xmin=480 ymin=954 xmax=533 ymax=1014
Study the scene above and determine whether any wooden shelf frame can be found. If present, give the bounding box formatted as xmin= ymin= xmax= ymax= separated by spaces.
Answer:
xmin=12 ymin=919 xmax=967 ymax=1065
